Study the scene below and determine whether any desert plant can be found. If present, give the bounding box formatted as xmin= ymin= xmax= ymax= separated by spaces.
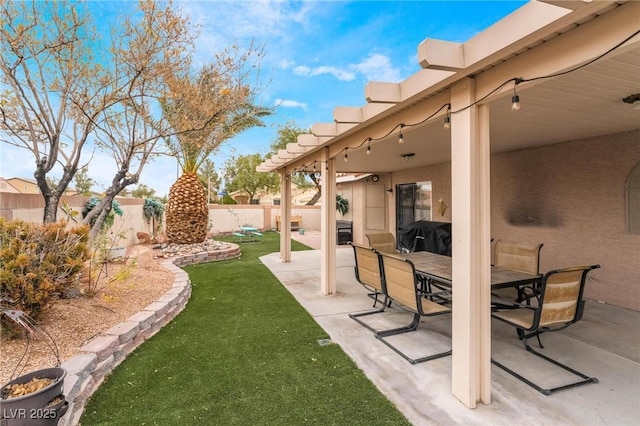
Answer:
xmin=82 ymin=196 xmax=124 ymax=230
xmin=0 ymin=218 xmax=89 ymax=328
xmin=143 ymin=198 xmax=165 ymax=223
xmin=336 ymin=194 xmax=349 ymax=217
xmin=162 ymin=49 xmax=272 ymax=244
xmin=220 ymin=194 xmax=238 ymax=205
xmin=143 ymin=198 xmax=165 ymax=236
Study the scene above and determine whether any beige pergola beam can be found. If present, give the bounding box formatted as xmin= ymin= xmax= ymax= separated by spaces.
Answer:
xmin=286 ymin=143 xmax=311 ymax=154
xmin=333 ymin=106 xmax=363 ymax=124
xmin=365 ymin=81 xmax=401 ymax=103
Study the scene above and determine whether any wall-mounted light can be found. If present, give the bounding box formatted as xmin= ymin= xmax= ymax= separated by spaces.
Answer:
xmin=623 ymin=93 xmax=640 ymax=110
xmin=401 ymin=152 xmax=415 ymax=162
xmin=438 ymin=198 xmax=448 ymax=216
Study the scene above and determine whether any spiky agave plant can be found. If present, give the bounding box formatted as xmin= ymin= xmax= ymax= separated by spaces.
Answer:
xmin=162 ymin=55 xmax=271 ymax=244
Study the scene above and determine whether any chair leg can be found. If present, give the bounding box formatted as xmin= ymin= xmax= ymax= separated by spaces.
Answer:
xmin=375 ymin=312 xmax=421 ymax=337
xmin=348 ymin=295 xmax=390 ymax=333
xmin=518 ymin=328 xmax=544 ymax=349
xmin=367 ymin=291 xmax=390 ymax=308
xmin=492 ymin=334 xmax=598 ymax=395
xmin=375 ymin=313 xmax=451 ymax=365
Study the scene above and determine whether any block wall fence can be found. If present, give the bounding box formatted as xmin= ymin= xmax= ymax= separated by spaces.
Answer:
xmin=0 ymin=196 xmax=321 ymax=247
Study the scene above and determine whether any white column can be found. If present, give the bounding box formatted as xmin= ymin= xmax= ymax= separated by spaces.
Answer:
xmin=279 ymin=170 xmax=291 ymax=263
xmin=477 ymin=103 xmax=492 ymax=404
xmin=450 ymin=78 xmax=492 ymax=407
xmin=320 ymin=153 xmax=337 ymax=295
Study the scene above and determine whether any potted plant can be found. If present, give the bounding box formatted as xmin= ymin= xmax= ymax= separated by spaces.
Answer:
xmin=336 ymin=194 xmax=349 ymax=217
xmin=0 ymin=303 xmax=69 ymax=425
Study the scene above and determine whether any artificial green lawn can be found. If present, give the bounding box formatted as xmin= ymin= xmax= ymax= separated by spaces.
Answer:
xmin=81 ymin=232 xmax=410 ymax=425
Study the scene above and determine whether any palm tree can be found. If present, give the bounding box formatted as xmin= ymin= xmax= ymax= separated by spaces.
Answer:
xmin=162 ymin=52 xmax=271 ymax=244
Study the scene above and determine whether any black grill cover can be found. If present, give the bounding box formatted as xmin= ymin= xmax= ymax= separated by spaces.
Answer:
xmin=398 ymin=220 xmax=452 ymax=256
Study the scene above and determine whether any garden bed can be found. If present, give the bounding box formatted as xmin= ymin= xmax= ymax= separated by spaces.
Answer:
xmin=0 ymin=245 xmax=174 ymax=385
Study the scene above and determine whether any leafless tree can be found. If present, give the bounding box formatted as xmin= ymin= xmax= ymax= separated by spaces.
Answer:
xmin=0 ymin=0 xmax=228 ymax=240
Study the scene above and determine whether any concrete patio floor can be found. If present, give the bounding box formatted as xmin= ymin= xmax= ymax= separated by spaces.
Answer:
xmin=261 ymin=232 xmax=640 ymax=425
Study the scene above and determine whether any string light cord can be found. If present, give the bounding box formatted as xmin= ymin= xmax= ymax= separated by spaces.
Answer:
xmin=339 ymin=103 xmax=451 ymax=158
xmin=522 ymin=28 xmax=640 ymax=83
xmin=453 ymin=28 xmax=640 ymax=113
xmin=288 ymin=28 xmax=640 ymax=165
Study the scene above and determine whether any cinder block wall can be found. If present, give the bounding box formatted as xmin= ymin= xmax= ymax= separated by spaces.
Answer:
xmin=491 ymin=131 xmax=639 ymax=310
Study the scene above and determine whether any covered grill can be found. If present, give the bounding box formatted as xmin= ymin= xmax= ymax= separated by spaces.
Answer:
xmin=398 ymin=220 xmax=452 ymax=256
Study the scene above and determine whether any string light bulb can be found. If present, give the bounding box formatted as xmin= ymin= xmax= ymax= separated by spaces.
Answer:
xmin=398 ymin=125 xmax=404 ymax=144
xmin=444 ymin=107 xmax=451 ymax=129
xmin=344 ymin=148 xmax=348 ymax=162
xmin=366 ymin=138 xmax=371 ymax=155
xmin=512 ymin=78 xmax=522 ymax=111
xmin=511 ymin=94 xmax=521 ymax=111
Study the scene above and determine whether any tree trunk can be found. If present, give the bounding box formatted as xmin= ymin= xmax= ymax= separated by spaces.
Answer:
xmin=83 ymin=168 xmax=139 ymax=243
xmin=34 ymin=151 xmax=79 ymax=223
xmin=305 ymin=173 xmax=321 ymax=206
xmin=306 ymin=191 xmax=321 ymax=206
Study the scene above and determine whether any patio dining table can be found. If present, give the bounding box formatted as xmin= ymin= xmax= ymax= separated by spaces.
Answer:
xmin=398 ymin=251 xmax=541 ymax=290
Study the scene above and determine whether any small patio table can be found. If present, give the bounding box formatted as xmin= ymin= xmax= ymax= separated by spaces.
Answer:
xmin=239 ymin=226 xmax=258 ymax=233
xmin=236 ymin=226 xmax=261 ymax=243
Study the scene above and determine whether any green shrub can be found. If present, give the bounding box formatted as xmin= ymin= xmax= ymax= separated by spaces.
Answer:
xmin=220 ymin=194 xmax=237 ymax=204
xmin=0 ymin=218 xmax=89 ymax=324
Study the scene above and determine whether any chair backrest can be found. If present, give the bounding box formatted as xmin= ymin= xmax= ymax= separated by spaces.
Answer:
xmin=378 ymin=252 xmax=418 ymax=312
xmin=537 ymin=265 xmax=600 ymax=328
xmin=366 ymin=233 xmax=396 ymax=253
xmin=349 ymin=242 xmax=384 ymax=293
xmin=494 ymin=239 xmax=543 ymax=275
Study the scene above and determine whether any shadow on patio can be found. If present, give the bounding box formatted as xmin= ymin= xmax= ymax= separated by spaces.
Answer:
xmin=260 ymin=245 xmax=640 ymax=425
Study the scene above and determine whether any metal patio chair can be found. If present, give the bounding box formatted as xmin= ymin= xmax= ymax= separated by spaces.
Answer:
xmin=492 ymin=264 xmax=601 ymax=395
xmin=366 ymin=232 xmax=397 ymax=253
xmin=347 ymin=242 xmax=390 ymax=332
xmin=375 ymin=252 xmax=452 ymax=364
xmin=493 ymin=239 xmax=543 ymax=303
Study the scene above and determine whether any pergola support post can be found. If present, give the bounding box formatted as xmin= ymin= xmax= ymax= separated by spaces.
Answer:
xmin=450 ymin=78 xmax=492 ymax=407
xmin=279 ymin=169 xmax=291 ymax=263
xmin=320 ymin=153 xmax=337 ymax=295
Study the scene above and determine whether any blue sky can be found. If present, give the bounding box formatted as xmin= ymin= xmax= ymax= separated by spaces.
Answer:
xmin=1 ymin=0 xmax=526 ymax=197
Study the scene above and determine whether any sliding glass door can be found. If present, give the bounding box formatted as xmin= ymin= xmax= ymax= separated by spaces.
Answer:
xmin=395 ymin=181 xmax=432 ymax=247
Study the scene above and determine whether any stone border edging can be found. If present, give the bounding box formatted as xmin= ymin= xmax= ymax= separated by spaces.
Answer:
xmin=58 ymin=243 xmax=241 ymax=426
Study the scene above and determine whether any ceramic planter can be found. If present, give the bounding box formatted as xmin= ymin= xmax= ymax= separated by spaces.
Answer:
xmin=0 ymin=368 xmax=67 ymax=426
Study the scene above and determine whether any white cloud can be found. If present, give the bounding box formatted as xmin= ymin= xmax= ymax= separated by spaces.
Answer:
xmin=182 ymin=1 xmax=318 ymax=55
xmin=278 ymin=58 xmax=296 ymax=70
xmin=293 ymin=65 xmax=355 ymax=81
xmin=351 ymin=53 xmax=402 ymax=83
xmin=291 ymin=53 xmax=400 ymax=83
xmin=274 ymin=99 xmax=308 ymax=111
xmin=292 ymin=65 xmax=310 ymax=76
